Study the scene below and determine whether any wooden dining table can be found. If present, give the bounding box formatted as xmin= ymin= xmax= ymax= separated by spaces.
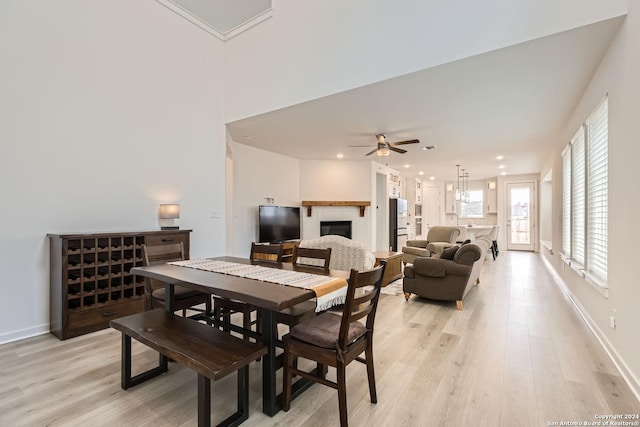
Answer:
xmin=130 ymin=256 xmax=349 ymax=417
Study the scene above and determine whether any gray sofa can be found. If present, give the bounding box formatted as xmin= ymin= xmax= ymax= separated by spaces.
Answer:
xmin=402 ymin=238 xmax=490 ymax=310
xmin=401 ymin=226 xmax=460 ymax=264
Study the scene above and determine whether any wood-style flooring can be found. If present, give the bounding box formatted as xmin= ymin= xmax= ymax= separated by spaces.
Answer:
xmin=0 ymin=251 xmax=638 ymax=426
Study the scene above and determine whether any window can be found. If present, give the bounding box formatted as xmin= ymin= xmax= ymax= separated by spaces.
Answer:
xmin=561 ymin=97 xmax=608 ymax=289
xmin=562 ymin=145 xmax=571 ymax=256
xmin=460 ymin=190 xmax=483 ymax=218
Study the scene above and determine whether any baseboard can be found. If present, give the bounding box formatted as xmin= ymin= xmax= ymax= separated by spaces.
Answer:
xmin=541 ymin=253 xmax=640 ymax=403
xmin=0 ymin=324 xmax=49 ymax=345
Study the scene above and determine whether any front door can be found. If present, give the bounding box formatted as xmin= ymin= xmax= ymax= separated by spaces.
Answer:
xmin=506 ymin=182 xmax=536 ymax=251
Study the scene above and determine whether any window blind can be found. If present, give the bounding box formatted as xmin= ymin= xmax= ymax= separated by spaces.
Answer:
xmin=562 ymin=146 xmax=571 ymax=256
xmin=571 ymin=126 xmax=586 ymax=266
xmin=586 ymin=98 xmax=608 ymax=282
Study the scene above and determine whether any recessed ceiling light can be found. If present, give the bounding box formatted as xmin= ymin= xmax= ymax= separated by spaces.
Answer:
xmin=429 ymin=176 xmax=435 ymax=180
xmin=404 ymin=164 xmax=410 ymax=168
xmin=422 ymin=145 xmax=437 ymax=150
xmin=496 ymin=155 xmax=504 ymax=160
xmin=418 ymin=171 xmax=424 ymax=175
xmin=499 ymin=164 xmax=506 ymax=169
xmin=501 ymin=171 xmax=507 ymax=175
xmin=336 ymin=153 xmax=344 ymax=159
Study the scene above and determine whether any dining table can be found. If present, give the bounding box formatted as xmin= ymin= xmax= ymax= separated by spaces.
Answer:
xmin=130 ymin=256 xmax=349 ymax=417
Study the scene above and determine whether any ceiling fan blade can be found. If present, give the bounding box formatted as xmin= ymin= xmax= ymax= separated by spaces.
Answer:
xmin=364 ymin=148 xmax=380 ymax=156
xmin=390 ymin=139 xmax=420 ymax=146
xmin=389 ymin=146 xmax=407 ymax=154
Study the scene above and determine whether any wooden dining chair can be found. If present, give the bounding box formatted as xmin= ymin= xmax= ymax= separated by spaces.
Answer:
xmin=275 ymin=246 xmax=333 ymax=337
xmin=141 ymin=243 xmax=212 ymax=319
xmin=212 ymin=243 xmax=284 ymax=338
xmin=292 ymin=246 xmax=332 ymax=270
xmin=282 ymin=261 xmax=386 ymax=427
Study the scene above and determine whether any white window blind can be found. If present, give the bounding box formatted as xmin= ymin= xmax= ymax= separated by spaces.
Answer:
xmin=562 ymin=146 xmax=571 ymax=256
xmin=586 ymin=99 xmax=608 ymax=282
xmin=571 ymin=127 xmax=586 ymax=267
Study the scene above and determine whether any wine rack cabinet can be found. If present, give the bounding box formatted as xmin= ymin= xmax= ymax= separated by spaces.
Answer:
xmin=48 ymin=230 xmax=191 ymax=339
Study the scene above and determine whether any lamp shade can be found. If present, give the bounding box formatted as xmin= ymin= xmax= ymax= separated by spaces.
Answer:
xmin=159 ymin=204 xmax=180 ymax=219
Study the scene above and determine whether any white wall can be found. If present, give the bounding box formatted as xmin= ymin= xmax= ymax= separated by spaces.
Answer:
xmin=299 ymin=160 xmax=373 ymax=201
xmin=542 ymin=2 xmax=640 ymax=394
xmin=227 ymin=140 xmax=301 ymax=257
xmin=0 ymin=1 xmax=226 ymax=342
xmin=224 ymin=0 xmax=627 ymax=122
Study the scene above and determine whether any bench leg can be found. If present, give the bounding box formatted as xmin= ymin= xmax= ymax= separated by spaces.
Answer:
xmin=197 ymin=366 xmax=249 ymax=427
xmin=198 ymin=375 xmax=211 ymax=427
xmin=121 ymin=333 xmax=168 ymax=390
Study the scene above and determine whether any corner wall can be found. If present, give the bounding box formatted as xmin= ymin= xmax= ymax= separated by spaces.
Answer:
xmin=227 ymin=141 xmax=301 ymax=257
xmin=225 ymin=0 xmax=627 ymax=122
xmin=0 ymin=1 xmax=226 ymax=342
xmin=542 ymin=4 xmax=640 ymax=396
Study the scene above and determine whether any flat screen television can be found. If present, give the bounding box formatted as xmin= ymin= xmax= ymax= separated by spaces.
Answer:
xmin=258 ymin=205 xmax=301 ymax=243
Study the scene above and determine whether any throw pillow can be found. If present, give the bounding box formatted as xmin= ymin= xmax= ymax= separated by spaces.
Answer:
xmin=440 ymin=245 xmax=459 ymax=260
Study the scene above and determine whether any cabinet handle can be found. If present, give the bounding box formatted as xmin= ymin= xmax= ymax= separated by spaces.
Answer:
xmin=161 ymin=238 xmax=174 ymax=242
xmin=102 ymin=311 xmax=117 ymax=317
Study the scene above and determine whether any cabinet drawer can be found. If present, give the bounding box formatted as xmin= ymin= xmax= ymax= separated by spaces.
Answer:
xmin=68 ymin=298 xmax=144 ymax=333
xmin=145 ymin=233 xmax=188 ymax=246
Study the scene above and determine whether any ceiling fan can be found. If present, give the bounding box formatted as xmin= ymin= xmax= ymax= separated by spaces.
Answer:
xmin=350 ymin=133 xmax=420 ymax=156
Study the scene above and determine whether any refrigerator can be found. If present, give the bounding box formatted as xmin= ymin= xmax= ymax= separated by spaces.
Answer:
xmin=389 ymin=198 xmax=408 ymax=251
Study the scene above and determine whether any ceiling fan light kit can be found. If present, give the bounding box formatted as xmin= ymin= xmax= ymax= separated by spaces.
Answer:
xmin=353 ymin=133 xmax=421 ymax=156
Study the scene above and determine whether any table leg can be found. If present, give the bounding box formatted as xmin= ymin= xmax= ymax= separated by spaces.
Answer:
xmin=164 ymin=283 xmax=175 ymax=312
xmin=161 ymin=283 xmax=176 ymax=367
xmin=260 ymin=308 xmax=279 ymax=416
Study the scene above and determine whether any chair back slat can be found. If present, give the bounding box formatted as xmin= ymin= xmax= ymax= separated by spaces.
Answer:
xmin=292 ymin=246 xmax=332 ymax=270
xmin=250 ymin=242 xmax=284 ymax=265
xmin=142 ymin=242 xmax=184 ymax=265
xmin=338 ymin=261 xmax=386 ymax=349
xmin=142 ymin=243 xmax=185 ymax=292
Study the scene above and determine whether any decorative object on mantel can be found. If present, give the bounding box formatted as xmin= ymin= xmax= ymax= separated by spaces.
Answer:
xmin=301 ymin=201 xmax=371 ymax=217
xmin=159 ymin=204 xmax=180 ymax=230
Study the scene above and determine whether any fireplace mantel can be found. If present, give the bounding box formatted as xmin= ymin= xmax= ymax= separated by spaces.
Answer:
xmin=301 ymin=201 xmax=371 ymax=217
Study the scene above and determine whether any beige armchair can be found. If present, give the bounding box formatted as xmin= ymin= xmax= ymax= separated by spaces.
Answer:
xmin=401 ymin=226 xmax=460 ymax=264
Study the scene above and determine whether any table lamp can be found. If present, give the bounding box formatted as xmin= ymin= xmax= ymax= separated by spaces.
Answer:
xmin=159 ymin=204 xmax=180 ymax=230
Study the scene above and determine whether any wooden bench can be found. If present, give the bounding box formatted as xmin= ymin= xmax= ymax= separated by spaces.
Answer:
xmin=110 ymin=309 xmax=268 ymax=427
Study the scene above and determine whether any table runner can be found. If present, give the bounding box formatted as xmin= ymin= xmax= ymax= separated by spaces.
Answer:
xmin=169 ymin=259 xmax=348 ymax=311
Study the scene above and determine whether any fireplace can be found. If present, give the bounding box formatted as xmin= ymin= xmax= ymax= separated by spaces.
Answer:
xmin=320 ymin=221 xmax=352 ymax=239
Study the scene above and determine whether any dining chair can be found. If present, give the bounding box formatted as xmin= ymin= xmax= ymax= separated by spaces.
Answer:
xmin=282 ymin=261 xmax=386 ymax=427
xmin=275 ymin=246 xmax=333 ymax=337
xmin=212 ymin=243 xmax=284 ymax=338
xmin=141 ymin=242 xmax=212 ymax=319
xmin=292 ymin=246 xmax=332 ymax=270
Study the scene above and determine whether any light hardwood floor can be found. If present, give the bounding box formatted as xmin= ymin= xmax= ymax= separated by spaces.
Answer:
xmin=1 ymin=252 xmax=638 ymax=426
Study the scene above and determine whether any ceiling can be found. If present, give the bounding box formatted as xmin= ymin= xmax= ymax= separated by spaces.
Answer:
xmin=226 ymin=17 xmax=623 ymax=181
xmin=157 ymin=2 xmax=623 ymax=181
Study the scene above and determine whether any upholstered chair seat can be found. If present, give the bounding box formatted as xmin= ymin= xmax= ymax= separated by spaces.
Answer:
xmin=289 ymin=312 xmax=366 ymax=349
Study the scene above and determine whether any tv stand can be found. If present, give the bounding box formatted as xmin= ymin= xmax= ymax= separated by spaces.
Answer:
xmin=256 ymin=241 xmax=299 ymax=263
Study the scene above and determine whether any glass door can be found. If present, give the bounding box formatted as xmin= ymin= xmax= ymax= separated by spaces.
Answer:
xmin=506 ymin=182 xmax=536 ymax=251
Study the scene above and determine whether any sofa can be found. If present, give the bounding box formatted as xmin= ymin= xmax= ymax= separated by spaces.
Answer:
xmin=401 ymin=226 xmax=460 ymax=264
xmin=402 ymin=238 xmax=490 ymax=310
xmin=298 ymin=235 xmax=376 ymax=310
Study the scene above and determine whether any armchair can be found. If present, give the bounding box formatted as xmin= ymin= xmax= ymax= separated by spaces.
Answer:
xmin=401 ymin=226 xmax=460 ymax=264
xmin=402 ymin=242 xmax=484 ymax=310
